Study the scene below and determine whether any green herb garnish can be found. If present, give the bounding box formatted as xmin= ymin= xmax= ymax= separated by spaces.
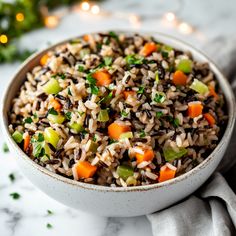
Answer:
xmin=52 ymin=73 xmax=65 ymax=80
xmin=78 ymin=65 xmax=85 ymax=72
xmin=47 ymin=210 xmax=53 ymax=215
xmin=137 ymin=86 xmax=145 ymax=94
xmin=125 ymin=55 xmax=145 ymax=65
xmin=109 ymin=31 xmax=119 ymax=41
xmin=37 ymin=133 xmax=44 ymax=142
xmin=121 ymin=110 xmax=129 ymax=117
xmin=46 ymin=223 xmax=53 ymax=229
xmin=10 ymin=192 xmax=20 ymax=200
xmin=92 ymin=135 xmax=97 ymax=142
xmin=48 ymin=108 xmax=58 ymax=116
xmin=154 ymin=92 xmax=166 ymax=103
xmin=24 ymin=117 xmax=33 ymax=124
xmin=9 ymin=173 xmax=15 ymax=182
xmin=86 ymin=74 xmax=99 ymax=95
xmin=156 ymin=111 xmax=163 ymax=119
xmin=139 ymin=130 xmax=146 ymax=138
xmin=68 ymin=88 xmax=72 ymax=96
xmin=65 ymin=112 xmax=72 ymax=120
xmin=3 ymin=143 xmax=9 ymax=153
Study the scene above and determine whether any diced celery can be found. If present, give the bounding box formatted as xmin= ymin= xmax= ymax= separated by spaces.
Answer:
xmin=48 ymin=114 xmax=65 ymax=124
xmin=69 ymin=122 xmax=84 ymax=133
xmin=163 ymin=147 xmax=188 ymax=162
xmin=126 ymin=176 xmax=137 ymax=186
xmin=117 ymin=165 xmax=134 ymax=180
xmin=44 ymin=127 xmax=60 ymax=148
xmin=119 ymin=132 xmax=133 ymax=140
xmin=12 ymin=131 xmax=23 ymax=143
xmin=97 ymin=109 xmax=109 ymax=122
xmin=162 ymin=45 xmax=173 ymax=52
xmin=177 ymin=59 xmax=192 ymax=73
xmin=40 ymin=155 xmax=50 ymax=163
xmin=190 ymin=79 xmax=209 ymax=94
xmin=155 ymin=72 xmax=159 ymax=84
xmin=42 ymin=78 xmax=62 ymax=95
xmin=87 ymin=140 xmax=98 ymax=153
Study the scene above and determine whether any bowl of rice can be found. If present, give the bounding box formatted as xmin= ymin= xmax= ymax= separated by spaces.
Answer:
xmin=1 ymin=31 xmax=235 ymax=217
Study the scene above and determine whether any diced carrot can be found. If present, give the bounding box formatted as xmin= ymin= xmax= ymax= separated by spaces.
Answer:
xmin=83 ymin=34 xmax=90 ymax=42
xmin=188 ymin=102 xmax=203 ymax=118
xmin=140 ymin=42 xmax=157 ymax=57
xmin=123 ymin=90 xmax=136 ymax=99
xmin=172 ymin=70 xmax=188 ymax=86
xmin=74 ymin=161 xmax=97 ymax=178
xmin=24 ymin=134 xmax=31 ymax=152
xmin=209 ymin=85 xmax=219 ymax=100
xmin=108 ymin=123 xmax=131 ymax=140
xmin=50 ymin=98 xmax=62 ymax=112
xmin=92 ymin=70 xmax=112 ymax=86
xmin=203 ymin=113 xmax=215 ymax=126
xmin=159 ymin=164 xmax=176 ymax=182
xmin=135 ymin=149 xmax=155 ymax=164
xmin=40 ymin=54 xmax=49 ymax=66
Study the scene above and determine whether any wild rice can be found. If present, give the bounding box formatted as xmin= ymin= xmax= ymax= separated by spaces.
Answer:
xmin=8 ymin=32 xmax=227 ymax=187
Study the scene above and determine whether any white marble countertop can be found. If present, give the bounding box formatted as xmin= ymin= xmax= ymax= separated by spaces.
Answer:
xmin=1 ymin=0 xmax=236 ymax=235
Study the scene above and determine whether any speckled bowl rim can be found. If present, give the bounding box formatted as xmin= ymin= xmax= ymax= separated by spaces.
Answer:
xmin=1 ymin=30 xmax=235 ymax=192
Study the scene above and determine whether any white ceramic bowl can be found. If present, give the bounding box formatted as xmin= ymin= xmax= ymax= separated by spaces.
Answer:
xmin=1 ymin=32 xmax=235 ymax=217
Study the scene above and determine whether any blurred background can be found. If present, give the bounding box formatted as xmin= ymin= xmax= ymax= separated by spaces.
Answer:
xmin=1 ymin=1 xmax=236 ymax=236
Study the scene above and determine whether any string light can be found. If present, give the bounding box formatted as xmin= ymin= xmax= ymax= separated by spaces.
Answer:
xmin=81 ymin=1 xmax=90 ymax=11
xmin=91 ymin=5 xmax=100 ymax=15
xmin=164 ymin=12 xmax=176 ymax=22
xmin=0 ymin=34 xmax=8 ymax=44
xmin=44 ymin=15 xmax=59 ymax=28
xmin=16 ymin=12 xmax=24 ymax=22
xmin=178 ymin=22 xmax=193 ymax=34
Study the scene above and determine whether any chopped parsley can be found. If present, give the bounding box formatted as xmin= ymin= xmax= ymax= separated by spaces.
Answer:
xmin=92 ymin=135 xmax=97 ymax=142
xmin=33 ymin=113 xmax=37 ymax=119
xmin=104 ymin=57 xmax=112 ymax=66
xmin=121 ymin=110 xmax=129 ymax=117
xmin=10 ymin=192 xmax=20 ymax=200
xmin=108 ymin=139 xmax=118 ymax=145
xmin=46 ymin=223 xmax=53 ymax=229
xmin=154 ymin=92 xmax=166 ymax=103
xmin=161 ymin=51 xmax=169 ymax=59
xmin=3 ymin=143 xmax=9 ymax=153
xmin=37 ymin=133 xmax=44 ymax=142
xmin=78 ymin=111 xmax=85 ymax=117
xmin=167 ymin=116 xmax=180 ymax=127
xmin=24 ymin=117 xmax=33 ymax=124
xmin=65 ymin=112 xmax=72 ymax=120
xmin=47 ymin=210 xmax=53 ymax=215
xmin=96 ymin=43 xmax=102 ymax=50
xmin=98 ymin=91 xmax=113 ymax=104
xmin=52 ymin=73 xmax=65 ymax=80
xmin=137 ymin=86 xmax=145 ymax=94
xmin=125 ymin=54 xmax=145 ymax=65
xmin=86 ymin=74 xmax=99 ymax=95
xmin=9 ymin=173 xmax=15 ymax=182
xmin=156 ymin=111 xmax=163 ymax=119
xmin=48 ymin=108 xmax=58 ymax=116
xmin=78 ymin=65 xmax=85 ymax=72
xmin=68 ymin=88 xmax=72 ymax=96
xmin=139 ymin=130 xmax=146 ymax=138
xmin=33 ymin=143 xmax=46 ymax=158
xmin=109 ymin=31 xmax=119 ymax=41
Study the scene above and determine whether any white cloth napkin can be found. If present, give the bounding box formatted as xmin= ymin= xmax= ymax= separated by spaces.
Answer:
xmin=147 ymin=37 xmax=236 ymax=236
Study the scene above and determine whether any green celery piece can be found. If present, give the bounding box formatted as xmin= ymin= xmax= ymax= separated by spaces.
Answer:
xmin=117 ymin=165 xmax=134 ymax=180
xmin=163 ymin=147 xmax=188 ymax=161
xmin=69 ymin=122 xmax=84 ymax=133
xmin=119 ymin=132 xmax=133 ymax=140
xmin=42 ymin=78 xmax=62 ymax=95
xmin=177 ymin=59 xmax=192 ymax=73
xmin=44 ymin=127 xmax=60 ymax=148
xmin=48 ymin=114 xmax=65 ymax=124
xmin=12 ymin=131 xmax=23 ymax=143
xmin=190 ymin=79 xmax=209 ymax=95
xmin=87 ymin=140 xmax=98 ymax=153
xmin=98 ymin=109 xmax=109 ymax=122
